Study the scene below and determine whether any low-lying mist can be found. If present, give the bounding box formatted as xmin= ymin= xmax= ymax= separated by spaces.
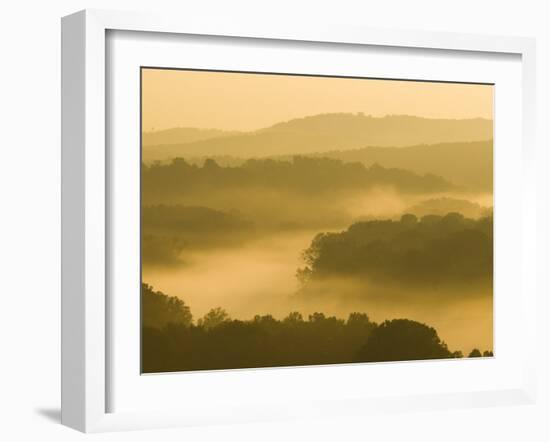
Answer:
xmin=143 ymin=227 xmax=493 ymax=354
xmin=141 ymin=159 xmax=494 ymax=355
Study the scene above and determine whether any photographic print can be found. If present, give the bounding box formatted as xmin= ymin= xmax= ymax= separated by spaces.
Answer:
xmin=140 ymin=68 xmax=494 ymax=373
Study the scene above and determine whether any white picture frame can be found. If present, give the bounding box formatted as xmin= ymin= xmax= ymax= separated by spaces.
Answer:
xmin=61 ymin=9 xmax=538 ymax=433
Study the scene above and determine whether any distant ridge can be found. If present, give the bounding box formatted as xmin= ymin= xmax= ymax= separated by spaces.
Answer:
xmin=142 ymin=113 xmax=493 ymax=163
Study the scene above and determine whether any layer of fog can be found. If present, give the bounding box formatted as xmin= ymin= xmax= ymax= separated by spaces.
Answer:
xmin=143 ymin=227 xmax=493 ymax=354
xmin=144 ymin=185 xmax=493 ymax=234
xmin=143 ymin=186 xmax=493 ymax=354
xmin=345 ymin=188 xmax=492 ymax=221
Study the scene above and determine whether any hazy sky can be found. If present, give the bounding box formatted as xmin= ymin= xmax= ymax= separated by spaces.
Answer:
xmin=142 ymin=68 xmax=493 ymax=132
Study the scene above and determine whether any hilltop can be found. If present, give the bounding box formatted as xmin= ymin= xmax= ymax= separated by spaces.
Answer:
xmin=142 ymin=113 xmax=493 ymax=162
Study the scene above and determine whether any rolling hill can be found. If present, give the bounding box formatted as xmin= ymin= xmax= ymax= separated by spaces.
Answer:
xmin=142 ymin=113 xmax=493 ymax=163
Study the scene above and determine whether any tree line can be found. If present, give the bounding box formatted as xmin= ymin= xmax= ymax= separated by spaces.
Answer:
xmin=298 ymin=212 xmax=493 ymax=288
xmin=142 ymin=156 xmax=453 ymax=202
xmin=141 ymin=283 xmax=492 ymax=373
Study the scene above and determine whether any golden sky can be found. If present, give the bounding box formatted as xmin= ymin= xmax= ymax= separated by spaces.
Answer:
xmin=142 ymin=68 xmax=493 ymax=132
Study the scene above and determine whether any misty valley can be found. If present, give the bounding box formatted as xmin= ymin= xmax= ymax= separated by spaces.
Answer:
xmin=141 ymin=112 xmax=494 ymax=372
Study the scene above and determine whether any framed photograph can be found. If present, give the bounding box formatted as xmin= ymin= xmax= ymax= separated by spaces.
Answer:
xmin=61 ymin=9 xmax=538 ymax=432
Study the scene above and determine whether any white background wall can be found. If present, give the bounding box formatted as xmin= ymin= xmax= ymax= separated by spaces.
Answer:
xmin=0 ymin=1 xmax=548 ymax=440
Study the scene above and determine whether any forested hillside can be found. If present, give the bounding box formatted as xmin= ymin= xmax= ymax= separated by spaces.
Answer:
xmin=141 ymin=283 xmax=492 ymax=373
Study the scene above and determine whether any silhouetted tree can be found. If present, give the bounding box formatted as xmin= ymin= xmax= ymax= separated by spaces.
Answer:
xmin=203 ymin=158 xmax=221 ymax=170
xmin=142 ymin=283 xmax=192 ymax=328
xmin=198 ymin=307 xmax=230 ymax=330
xmin=356 ymin=319 xmax=452 ymax=362
xmin=283 ymin=311 xmax=304 ymax=324
xmin=347 ymin=312 xmax=372 ymax=327
xmin=400 ymin=213 xmax=418 ymax=225
xmin=468 ymin=348 xmax=482 ymax=358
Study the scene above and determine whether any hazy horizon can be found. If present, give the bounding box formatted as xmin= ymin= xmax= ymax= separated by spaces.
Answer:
xmin=142 ymin=112 xmax=494 ymax=136
xmin=141 ymin=68 xmax=494 ymax=371
xmin=142 ymin=69 xmax=493 ymax=132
